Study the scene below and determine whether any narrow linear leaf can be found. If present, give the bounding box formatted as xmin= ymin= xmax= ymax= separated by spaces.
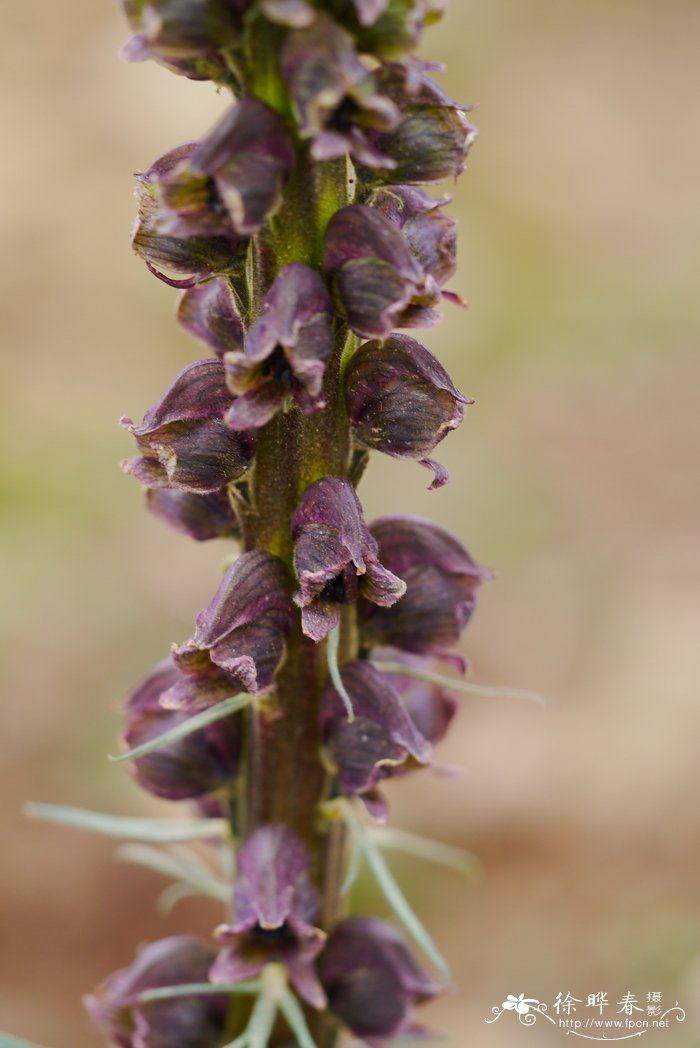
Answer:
xmin=279 ymin=988 xmax=319 ymax=1048
xmin=373 ymin=662 xmax=546 ymax=707
xmin=246 ymin=990 xmax=278 ymax=1048
xmin=327 ymin=625 xmax=355 ymax=722
xmin=369 ymin=826 xmax=478 ymax=878
xmin=109 ymin=693 xmax=252 ymax=762
xmin=24 ymin=803 xmax=228 ymax=844
xmin=137 ymin=981 xmax=261 ymax=1005
xmin=341 ymin=831 xmax=363 ymax=895
xmin=117 ymin=843 xmax=231 ymax=904
xmin=221 ymin=1035 xmax=249 ymax=1048
xmin=346 ymin=811 xmax=450 ymax=981
xmin=0 ymin=1036 xmax=49 ymax=1048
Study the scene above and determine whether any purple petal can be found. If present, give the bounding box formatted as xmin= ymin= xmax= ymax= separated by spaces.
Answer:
xmin=145 ymin=488 xmax=240 ymax=542
xmin=177 ymin=278 xmax=245 ymax=356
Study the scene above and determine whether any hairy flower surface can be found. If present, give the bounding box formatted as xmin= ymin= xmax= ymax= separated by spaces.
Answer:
xmin=360 ymin=515 xmax=491 ymax=654
xmin=211 ymin=825 xmax=327 ymax=1007
xmin=369 ymin=184 xmax=458 ymax=287
xmin=85 ymin=936 xmax=227 ymax=1048
xmin=324 ymin=204 xmax=443 ymax=337
xmin=121 ymin=359 xmax=253 ymax=493
xmin=292 ymin=476 xmax=406 ymax=641
xmin=319 ymin=918 xmax=439 ymax=1046
xmin=225 ymin=262 xmax=334 ymax=430
xmin=345 ymin=332 xmax=470 ymax=487
xmin=166 ymin=550 xmax=294 ymax=704
xmin=123 ymin=658 xmax=241 ymax=800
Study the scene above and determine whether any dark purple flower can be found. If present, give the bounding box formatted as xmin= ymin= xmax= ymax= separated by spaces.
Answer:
xmin=292 ymin=476 xmax=406 ymax=642
xmin=320 ymin=661 xmax=431 ymax=799
xmin=281 ymin=13 xmax=399 ymax=168
xmin=121 ymin=359 xmax=254 ymax=493
xmin=386 ymin=660 xmax=458 ymax=745
xmin=166 ymin=550 xmax=294 ymax=705
xmin=324 ymin=204 xmax=444 ymax=338
xmin=132 ymin=143 xmax=247 ymax=288
xmin=368 ymin=184 xmax=458 ymax=288
xmin=178 ymin=277 xmax=245 ymax=357
xmin=145 ymin=488 xmax=241 ymax=542
xmin=224 ymin=263 xmax=334 ymax=430
xmin=156 ymin=99 xmax=296 ymax=242
xmin=344 ymin=333 xmax=470 ymax=488
xmin=359 ymin=516 xmax=492 ymax=655
xmin=122 ymin=658 xmax=241 ymax=800
xmin=365 ymin=65 xmax=477 ymax=184
xmin=319 ymin=918 xmax=439 ymax=1047
xmin=210 ymin=825 xmax=326 ymax=1007
xmin=85 ymin=936 xmax=228 ymax=1048
xmin=120 ymin=0 xmax=241 ymax=69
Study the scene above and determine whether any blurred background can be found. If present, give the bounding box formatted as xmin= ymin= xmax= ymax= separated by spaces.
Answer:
xmin=1 ymin=0 xmax=699 ymax=1044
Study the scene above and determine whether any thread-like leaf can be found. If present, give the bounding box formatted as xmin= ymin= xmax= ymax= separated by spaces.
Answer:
xmin=278 ymin=988 xmax=319 ymax=1048
xmin=345 ymin=809 xmax=450 ymax=980
xmin=369 ymin=826 xmax=478 ymax=878
xmin=137 ymin=981 xmax=261 ymax=1005
xmin=25 ymin=803 xmax=228 ymax=844
xmin=373 ymin=661 xmax=546 ymax=707
xmin=326 ymin=625 xmax=355 ymax=722
xmin=0 ymin=1036 xmax=49 ymax=1048
xmin=109 ymin=693 xmax=253 ymax=762
xmin=246 ymin=990 xmax=278 ymax=1048
xmin=117 ymin=843 xmax=231 ymax=904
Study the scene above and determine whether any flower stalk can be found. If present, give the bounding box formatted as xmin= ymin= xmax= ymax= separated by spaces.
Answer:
xmin=18 ymin=3 xmax=518 ymax=1047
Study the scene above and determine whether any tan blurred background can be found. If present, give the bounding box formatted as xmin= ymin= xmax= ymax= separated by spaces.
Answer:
xmin=1 ymin=0 xmax=699 ymax=1044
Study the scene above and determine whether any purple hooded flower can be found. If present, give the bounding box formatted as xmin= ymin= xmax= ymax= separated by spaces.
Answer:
xmin=344 ymin=333 xmax=471 ymax=488
xmin=120 ymin=0 xmax=241 ymax=74
xmin=166 ymin=550 xmax=294 ymax=706
xmin=145 ymin=488 xmax=241 ymax=542
xmin=123 ymin=657 xmax=241 ymax=800
xmin=85 ymin=936 xmax=228 ymax=1048
xmin=364 ymin=65 xmax=477 ymax=184
xmin=210 ymin=825 xmax=326 ymax=1007
xmin=291 ymin=476 xmax=406 ymax=642
xmin=386 ymin=660 xmax=458 ymax=745
xmin=359 ymin=516 xmax=492 ymax=655
xmin=320 ymin=661 xmax=431 ymax=800
xmin=155 ymin=99 xmax=295 ymax=241
xmin=368 ymin=184 xmax=458 ymax=288
xmin=324 ymin=204 xmax=444 ymax=338
xmin=121 ymin=359 xmax=254 ymax=494
xmin=132 ymin=143 xmax=247 ymax=288
xmin=281 ymin=13 xmax=399 ymax=168
xmin=177 ymin=277 xmax=245 ymax=358
xmin=224 ymin=263 xmax=334 ymax=430
xmin=319 ymin=918 xmax=439 ymax=1047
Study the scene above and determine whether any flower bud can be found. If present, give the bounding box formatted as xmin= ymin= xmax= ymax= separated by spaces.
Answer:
xmin=281 ymin=13 xmax=399 ymax=168
xmin=224 ymin=262 xmax=334 ymax=430
xmin=292 ymin=477 xmax=406 ymax=642
xmin=320 ymin=661 xmax=431 ymax=799
xmin=85 ymin=936 xmax=228 ymax=1048
xmin=319 ymin=918 xmax=439 ymax=1045
xmin=324 ymin=204 xmax=443 ymax=338
xmin=335 ymin=0 xmax=446 ymax=58
xmin=121 ymin=359 xmax=254 ymax=493
xmin=123 ymin=658 xmax=241 ymax=800
xmin=365 ymin=65 xmax=477 ymax=184
xmin=210 ymin=825 xmax=326 ymax=1008
xmin=344 ymin=333 xmax=470 ymax=488
xmin=359 ymin=516 xmax=491 ymax=654
xmin=167 ymin=550 xmax=294 ymax=703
